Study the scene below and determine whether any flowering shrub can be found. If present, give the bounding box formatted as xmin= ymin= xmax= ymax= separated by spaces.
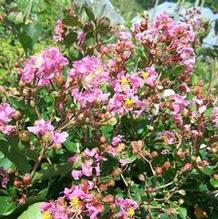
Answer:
xmin=0 ymin=2 xmax=218 ymax=219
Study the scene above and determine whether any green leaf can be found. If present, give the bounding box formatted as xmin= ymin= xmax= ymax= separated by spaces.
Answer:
xmin=32 ymin=163 xmax=72 ymax=183
xmin=63 ymin=31 xmax=77 ymax=47
xmin=210 ymin=178 xmax=218 ymax=188
xmin=18 ymin=32 xmax=33 ymax=51
xmin=100 ymin=125 xmax=113 ymax=139
xmin=64 ymin=139 xmax=81 ymax=153
xmin=8 ymin=97 xmax=37 ymax=122
xmin=83 ymin=5 xmax=95 ymax=21
xmin=0 ymin=196 xmax=16 ymax=216
xmin=199 ymin=166 xmax=215 ymax=176
xmin=18 ymin=203 xmax=42 ymax=219
xmin=0 ymin=135 xmax=30 ymax=174
xmin=24 ymin=23 xmax=43 ymax=43
xmin=63 ymin=16 xmax=83 ymax=27
xmin=178 ymin=207 xmax=187 ymax=219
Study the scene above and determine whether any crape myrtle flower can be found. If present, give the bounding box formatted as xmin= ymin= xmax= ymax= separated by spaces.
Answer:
xmin=20 ymin=47 xmax=68 ymax=86
xmin=54 ymin=19 xmax=65 ymax=42
xmin=71 ymin=148 xmax=106 ymax=180
xmin=212 ymin=107 xmax=218 ymax=127
xmin=41 ymin=180 xmax=104 ymax=219
xmin=115 ymin=197 xmax=139 ymax=219
xmin=0 ymin=168 xmax=9 ymax=188
xmin=28 ymin=119 xmax=68 ymax=146
xmin=0 ymin=103 xmax=16 ymax=135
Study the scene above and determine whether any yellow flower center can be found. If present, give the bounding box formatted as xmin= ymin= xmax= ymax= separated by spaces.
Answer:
xmin=162 ymin=135 xmax=169 ymax=144
xmin=142 ymin=71 xmax=150 ymax=79
xmin=127 ymin=208 xmax=135 ymax=217
xmin=42 ymin=211 xmax=52 ymax=219
xmin=120 ymin=77 xmax=129 ymax=86
xmin=97 ymin=66 xmax=103 ymax=74
xmin=124 ymin=98 xmax=134 ymax=107
xmin=71 ymin=197 xmax=80 ymax=208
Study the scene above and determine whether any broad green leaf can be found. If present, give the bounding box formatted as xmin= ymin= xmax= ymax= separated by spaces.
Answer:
xmin=32 ymin=163 xmax=72 ymax=183
xmin=178 ymin=207 xmax=187 ymax=219
xmin=64 ymin=139 xmax=81 ymax=153
xmin=0 ymin=196 xmax=16 ymax=216
xmin=24 ymin=23 xmax=43 ymax=43
xmin=63 ymin=31 xmax=77 ymax=47
xmin=83 ymin=5 xmax=95 ymax=21
xmin=18 ymin=32 xmax=33 ymax=51
xmin=0 ymin=135 xmax=30 ymax=174
xmin=63 ymin=16 xmax=83 ymax=27
xmin=18 ymin=203 xmax=42 ymax=219
xmin=210 ymin=178 xmax=218 ymax=188
xmin=199 ymin=166 xmax=215 ymax=176
xmin=8 ymin=97 xmax=37 ymax=122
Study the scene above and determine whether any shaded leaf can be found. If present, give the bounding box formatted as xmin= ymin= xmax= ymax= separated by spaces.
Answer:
xmin=32 ymin=163 xmax=72 ymax=183
xmin=0 ymin=135 xmax=30 ymax=174
xmin=0 ymin=196 xmax=16 ymax=216
xmin=18 ymin=203 xmax=42 ymax=219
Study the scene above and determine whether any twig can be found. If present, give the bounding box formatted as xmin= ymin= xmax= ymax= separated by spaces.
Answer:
xmin=31 ymin=147 xmax=46 ymax=177
xmin=138 ymin=152 xmax=155 ymax=175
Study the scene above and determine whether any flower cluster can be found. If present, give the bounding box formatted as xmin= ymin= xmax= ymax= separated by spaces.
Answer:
xmin=41 ymin=180 xmax=104 ymax=219
xmin=28 ymin=119 xmax=68 ymax=147
xmin=54 ymin=19 xmax=65 ymax=42
xmin=133 ymin=13 xmax=195 ymax=79
xmin=0 ymin=168 xmax=9 ymax=188
xmin=71 ymin=148 xmax=105 ymax=180
xmin=68 ymin=56 xmax=110 ymax=108
xmin=0 ymin=7 xmax=217 ymax=219
xmin=0 ymin=103 xmax=16 ymax=135
xmin=20 ymin=47 xmax=68 ymax=86
xmin=115 ymin=198 xmax=139 ymax=219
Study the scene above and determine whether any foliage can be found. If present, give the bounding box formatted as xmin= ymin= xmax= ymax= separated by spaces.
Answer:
xmin=0 ymin=0 xmax=217 ymax=219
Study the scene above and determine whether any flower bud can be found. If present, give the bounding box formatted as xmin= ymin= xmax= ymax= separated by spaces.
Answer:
xmin=103 ymin=194 xmax=114 ymax=203
xmin=23 ymin=173 xmax=31 ymax=185
xmin=112 ymin=168 xmax=122 ymax=177
xmin=155 ymin=166 xmax=163 ymax=175
xmin=14 ymin=179 xmax=22 ymax=188
xmin=163 ymin=161 xmax=171 ymax=170
xmin=183 ymin=163 xmax=192 ymax=171
xmin=151 ymin=151 xmax=158 ymax=159
xmin=100 ymin=136 xmax=107 ymax=144
xmin=13 ymin=110 xmax=22 ymax=120
xmin=19 ymin=130 xmax=29 ymax=142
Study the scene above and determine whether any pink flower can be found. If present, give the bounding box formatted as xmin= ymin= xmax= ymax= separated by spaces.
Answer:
xmin=115 ymin=197 xmax=139 ymax=218
xmin=112 ymin=135 xmax=123 ymax=146
xmin=68 ymin=56 xmax=109 ymax=89
xmin=86 ymin=203 xmax=103 ymax=219
xmin=53 ymin=132 xmax=69 ymax=144
xmin=108 ymin=91 xmax=146 ymax=116
xmin=155 ymin=12 xmax=173 ymax=29
xmin=0 ymin=103 xmax=16 ymax=124
xmin=82 ymin=162 xmax=93 ymax=177
xmin=54 ymin=19 xmax=65 ymax=42
xmin=77 ymin=31 xmax=86 ymax=46
xmin=119 ymin=31 xmax=132 ymax=41
xmin=20 ymin=47 xmax=68 ymax=86
xmin=28 ymin=119 xmax=54 ymax=136
xmin=161 ymin=131 xmax=176 ymax=144
xmin=28 ymin=119 xmax=68 ymax=145
xmin=0 ymin=168 xmax=9 ymax=188
xmin=141 ymin=67 xmax=158 ymax=87
xmin=212 ymin=107 xmax=218 ymax=126
xmin=84 ymin=148 xmax=97 ymax=157
xmin=71 ymin=170 xmax=82 ymax=180
xmin=0 ymin=103 xmax=16 ymax=135
xmin=171 ymin=94 xmax=189 ymax=114
xmin=72 ymin=88 xmax=109 ymax=108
